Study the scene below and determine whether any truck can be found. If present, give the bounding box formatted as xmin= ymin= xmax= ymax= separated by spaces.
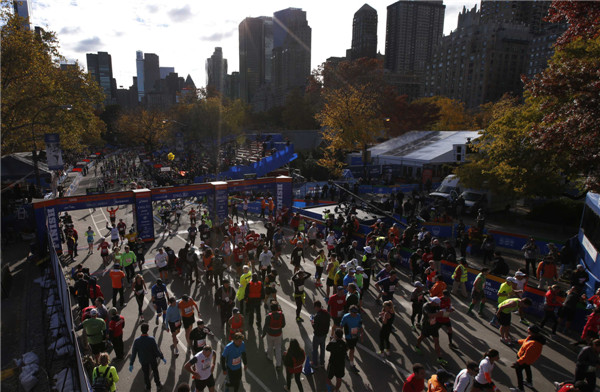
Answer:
xmin=429 ymin=174 xmax=512 ymax=214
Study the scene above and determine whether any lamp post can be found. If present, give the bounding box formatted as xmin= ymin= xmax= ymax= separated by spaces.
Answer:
xmin=30 ymin=104 xmax=72 ymax=191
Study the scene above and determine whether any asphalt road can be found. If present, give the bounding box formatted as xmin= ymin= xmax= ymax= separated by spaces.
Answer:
xmin=63 ymin=172 xmax=583 ymax=392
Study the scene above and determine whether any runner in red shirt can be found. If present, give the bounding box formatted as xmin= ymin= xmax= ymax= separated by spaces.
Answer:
xmin=108 ymin=307 xmax=125 ymax=359
xmin=403 ymin=363 xmax=426 ymax=392
xmin=233 ymin=242 xmax=248 ymax=276
xmin=189 ymin=208 xmax=197 ymax=225
xmin=97 ymin=237 xmax=111 ymax=266
xmin=107 ymin=206 xmax=119 ymax=226
xmin=328 ymin=286 xmax=347 ymax=338
xmin=117 ymin=219 xmax=127 ymax=245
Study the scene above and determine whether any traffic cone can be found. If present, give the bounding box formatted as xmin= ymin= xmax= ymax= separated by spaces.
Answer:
xmin=302 ymin=355 xmax=314 ymax=375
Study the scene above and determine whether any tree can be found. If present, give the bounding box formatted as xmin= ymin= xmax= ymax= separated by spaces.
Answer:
xmin=316 ymin=84 xmax=384 ymax=176
xmin=1 ymin=3 xmax=105 ymax=154
xmin=281 ymin=88 xmax=319 ymax=130
xmin=116 ymin=109 xmax=169 ymax=152
xmin=412 ymin=96 xmax=476 ymax=131
xmin=524 ymin=1 xmax=600 ymax=192
xmin=454 ymin=96 xmax=571 ymax=198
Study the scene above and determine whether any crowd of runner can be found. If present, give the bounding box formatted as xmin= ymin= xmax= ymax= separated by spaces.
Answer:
xmin=64 ymin=174 xmax=600 ymax=392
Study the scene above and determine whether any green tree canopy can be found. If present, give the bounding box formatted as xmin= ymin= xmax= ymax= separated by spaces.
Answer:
xmin=1 ymin=3 xmax=105 ymax=154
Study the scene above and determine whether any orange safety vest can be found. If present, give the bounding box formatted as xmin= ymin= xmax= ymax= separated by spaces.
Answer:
xmin=248 ymin=281 xmax=262 ymax=298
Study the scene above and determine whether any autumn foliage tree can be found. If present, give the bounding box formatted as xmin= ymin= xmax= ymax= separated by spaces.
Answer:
xmin=1 ymin=3 xmax=106 ymax=154
xmin=116 ymin=109 xmax=170 ymax=153
xmin=524 ymin=0 xmax=600 ymax=192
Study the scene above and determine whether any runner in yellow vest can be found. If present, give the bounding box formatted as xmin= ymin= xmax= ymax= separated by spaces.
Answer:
xmin=451 ymin=257 xmax=468 ymax=298
xmin=236 ymin=265 xmax=252 ymax=314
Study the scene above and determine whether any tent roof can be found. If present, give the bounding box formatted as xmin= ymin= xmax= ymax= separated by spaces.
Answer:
xmin=1 ymin=152 xmax=52 ymax=181
xmin=367 ymin=130 xmax=481 ymax=163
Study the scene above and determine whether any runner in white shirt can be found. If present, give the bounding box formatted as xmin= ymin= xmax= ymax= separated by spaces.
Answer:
xmin=453 ymin=362 xmax=479 ymax=392
xmin=474 ymin=349 xmax=500 ymax=391
xmin=155 ymin=248 xmax=169 ymax=282
xmin=326 ymin=232 xmax=337 ymax=256
xmin=107 ymin=224 xmax=120 ymax=250
xmin=183 ymin=345 xmax=217 ymax=392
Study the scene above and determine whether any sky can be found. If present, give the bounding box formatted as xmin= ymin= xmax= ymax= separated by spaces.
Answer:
xmin=29 ymin=0 xmax=479 ymax=89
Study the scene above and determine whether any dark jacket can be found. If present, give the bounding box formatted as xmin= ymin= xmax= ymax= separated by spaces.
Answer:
xmin=312 ymin=309 xmax=331 ymax=337
xmin=130 ymin=335 xmax=164 ymax=366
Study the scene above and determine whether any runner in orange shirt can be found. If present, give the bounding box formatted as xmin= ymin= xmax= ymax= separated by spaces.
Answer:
xmin=109 ymin=264 xmax=126 ymax=307
xmin=178 ymin=294 xmax=200 ymax=345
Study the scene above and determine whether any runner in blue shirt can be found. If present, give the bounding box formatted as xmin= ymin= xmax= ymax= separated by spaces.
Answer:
xmin=221 ymin=332 xmax=247 ymax=392
xmin=375 ymin=271 xmax=399 ymax=302
xmin=340 ymin=305 xmax=363 ymax=373
xmin=85 ymin=226 xmax=95 ymax=255
xmin=165 ymin=298 xmax=182 ymax=357
xmin=151 ymin=279 xmax=170 ymax=330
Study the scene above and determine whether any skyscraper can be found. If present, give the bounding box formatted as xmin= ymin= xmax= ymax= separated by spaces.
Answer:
xmin=13 ymin=0 xmax=31 ymax=30
xmin=206 ymin=47 xmax=228 ymax=95
xmin=86 ymin=51 xmax=117 ymax=105
xmin=159 ymin=67 xmax=175 ymax=79
xmin=384 ymin=0 xmax=445 ymax=74
xmin=239 ymin=17 xmax=270 ymax=104
xmin=351 ymin=4 xmax=378 ymax=60
xmin=272 ymin=8 xmax=312 ymax=106
xmin=136 ymin=51 xmax=144 ymax=102
xmin=424 ymin=5 xmax=531 ymax=108
xmin=143 ymin=53 xmax=160 ymax=94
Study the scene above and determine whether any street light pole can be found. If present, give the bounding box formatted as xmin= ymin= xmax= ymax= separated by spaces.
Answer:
xmin=30 ymin=104 xmax=72 ymax=192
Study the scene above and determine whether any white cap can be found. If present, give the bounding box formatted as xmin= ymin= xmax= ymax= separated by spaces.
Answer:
xmin=430 ymin=297 xmax=441 ymax=305
xmin=364 ymin=246 xmax=372 ymax=254
xmin=506 ymin=277 xmax=518 ymax=284
xmin=515 ymin=271 xmax=526 ymax=277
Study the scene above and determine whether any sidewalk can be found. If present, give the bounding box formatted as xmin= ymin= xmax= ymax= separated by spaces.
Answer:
xmin=0 ymin=241 xmax=49 ymax=391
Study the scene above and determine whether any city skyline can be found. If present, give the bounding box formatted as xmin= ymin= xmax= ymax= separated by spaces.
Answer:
xmin=29 ymin=0 xmax=478 ymax=90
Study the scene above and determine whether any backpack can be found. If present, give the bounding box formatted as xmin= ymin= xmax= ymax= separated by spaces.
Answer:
xmin=92 ymin=366 xmax=112 ymax=391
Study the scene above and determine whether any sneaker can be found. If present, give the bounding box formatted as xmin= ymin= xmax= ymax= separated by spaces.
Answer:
xmin=520 ymin=318 xmax=530 ymax=326
xmin=522 ymin=381 xmax=533 ymax=388
xmin=415 ymin=322 xmax=421 ymax=328
xmin=466 ymin=309 xmax=474 ymax=316
xmin=140 ymin=315 xmax=144 ymax=321
xmin=437 ymin=357 xmax=448 ymax=366
xmin=296 ymin=317 xmax=304 ymax=322
xmin=414 ymin=346 xmax=422 ymax=354
xmin=384 ymin=349 xmax=391 ymax=356
xmin=411 ymin=325 xmax=417 ymax=332
xmin=449 ymin=343 xmax=458 ymax=350
xmin=174 ymin=347 xmax=179 ymax=357
xmin=350 ymin=365 xmax=360 ymax=373
xmin=553 ymin=382 xmax=562 ymax=391
xmin=377 ymin=350 xmax=385 ymax=357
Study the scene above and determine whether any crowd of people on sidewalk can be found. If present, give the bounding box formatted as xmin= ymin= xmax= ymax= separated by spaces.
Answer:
xmin=65 ymin=180 xmax=600 ymax=392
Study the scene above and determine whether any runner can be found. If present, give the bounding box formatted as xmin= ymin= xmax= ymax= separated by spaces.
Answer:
xmin=131 ymin=274 xmax=147 ymax=321
xmin=292 ymin=270 xmax=311 ymax=322
xmin=151 ymin=278 xmax=170 ymax=330
xmin=495 ymin=297 xmax=533 ymax=346
xmin=155 ymin=247 xmax=169 ymax=282
xmin=325 ymin=253 xmax=340 ymax=298
xmin=221 ymin=333 xmax=247 ymax=392
xmin=109 ymin=263 xmax=126 ymax=308
xmin=283 ymin=338 xmax=305 ymax=391
xmin=473 ymin=349 xmax=501 ymax=392
xmin=97 ymin=237 xmax=111 ymax=266
xmin=108 ymin=307 xmax=125 ymax=360
xmin=340 ymin=304 xmax=363 ymax=373
xmin=403 ymin=363 xmax=426 ymax=392
xmin=378 ymin=300 xmax=395 ymax=356
xmin=164 ymin=298 xmax=181 ymax=360
xmin=227 ymin=308 xmax=245 ymax=341
xmin=107 ymin=206 xmax=119 ymax=226
xmin=188 ymin=223 xmax=198 ymax=246
xmin=325 ymin=328 xmax=347 ymax=392
xmin=509 ymin=325 xmax=546 ymax=392
xmin=437 ymin=290 xmax=457 ymax=349
xmin=410 ymin=281 xmax=426 ymax=331
xmin=184 ymin=345 xmax=217 ymax=392
xmin=117 ymin=219 xmax=127 ymax=245
xmin=178 ymin=294 xmax=200 ymax=345
xmin=235 ymin=265 xmax=252 ymax=315
xmin=415 ymin=296 xmax=448 ymax=366
xmin=467 ymin=267 xmax=489 ymax=316
xmin=190 ymin=319 xmax=214 ymax=355
xmin=262 ymin=302 xmax=286 ymax=370
xmin=215 ymin=279 xmax=236 ymax=329
xmin=327 ymin=286 xmax=346 ymax=338
xmin=85 ymin=226 xmax=95 ymax=255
